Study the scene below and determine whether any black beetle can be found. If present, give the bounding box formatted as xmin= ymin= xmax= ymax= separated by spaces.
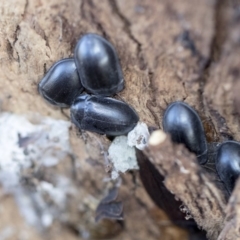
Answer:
xmin=38 ymin=58 xmax=83 ymax=107
xmin=163 ymin=102 xmax=208 ymax=165
xmin=216 ymin=141 xmax=240 ymax=194
xmin=70 ymin=94 xmax=139 ymax=136
xmin=136 ymin=150 xmax=194 ymax=226
xmin=74 ymin=33 xmax=124 ymax=96
xmin=136 ymin=150 xmax=207 ymax=238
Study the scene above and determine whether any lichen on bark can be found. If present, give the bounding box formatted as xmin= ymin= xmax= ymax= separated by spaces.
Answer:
xmin=1 ymin=0 xmax=240 ymax=239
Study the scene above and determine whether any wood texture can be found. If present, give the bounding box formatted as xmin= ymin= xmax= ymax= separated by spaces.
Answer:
xmin=143 ymin=130 xmax=226 ymax=240
xmin=1 ymin=0 xmax=240 ymax=239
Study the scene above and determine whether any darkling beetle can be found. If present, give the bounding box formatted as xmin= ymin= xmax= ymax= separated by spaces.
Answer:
xmin=136 ymin=150 xmax=208 ymax=239
xmin=137 ymin=102 xmax=209 ymax=236
xmin=163 ymin=102 xmax=240 ymax=195
xmin=70 ymin=94 xmax=139 ymax=136
xmin=37 ymin=31 xmax=240 ymax=235
xmin=74 ymin=33 xmax=124 ymax=96
xmin=163 ymin=101 xmax=208 ymax=165
xmin=38 ymin=58 xmax=84 ymax=107
xmin=138 ymin=101 xmax=240 ymax=238
xmin=216 ymin=141 xmax=240 ymax=195
xmin=38 ymin=33 xmax=138 ymax=136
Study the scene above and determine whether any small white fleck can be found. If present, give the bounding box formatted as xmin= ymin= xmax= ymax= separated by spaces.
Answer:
xmin=149 ymin=130 xmax=166 ymax=146
xmin=180 ymin=166 xmax=190 ymax=174
xmin=127 ymin=122 xmax=150 ymax=150
xmin=111 ymin=170 xmax=119 ymax=180
xmin=41 ymin=213 xmax=53 ymax=228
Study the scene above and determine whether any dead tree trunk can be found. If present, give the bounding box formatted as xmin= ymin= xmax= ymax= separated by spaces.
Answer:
xmin=1 ymin=0 xmax=240 ymax=239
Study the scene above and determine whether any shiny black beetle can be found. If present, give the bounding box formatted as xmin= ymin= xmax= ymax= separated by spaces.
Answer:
xmin=38 ymin=58 xmax=83 ymax=107
xmin=163 ymin=102 xmax=208 ymax=165
xmin=74 ymin=33 xmax=124 ymax=96
xmin=136 ymin=101 xmax=212 ymax=238
xmin=216 ymin=141 xmax=240 ymax=194
xmin=70 ymin=94 xmax=139 ymax=136
xmin=136 ymin=150 xmax=207 ymax=239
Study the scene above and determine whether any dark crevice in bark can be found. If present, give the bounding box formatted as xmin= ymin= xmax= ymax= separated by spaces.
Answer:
xmin=208 ymin=0 xmax=230 ymax=64
xmin=13 ymin=25 xmax=20 ymax=47
xmin=43 ymin=62 xmax=47 ymax=74
xmin=5 ymin=1 xmax=25 ymax=65
xmin=145 ymin=68 xmax=159 ymax=127
xmin=200 ymin=0 xmax=229 ymax=80
xmin=176 ymin=30 xmax=198 ymax=56
xmin=80 ymin=0 xmax=86 ymax=20
xmin=6 ymin=39 xmax=14 ymax=59
xmin=43 ymin=32 xmax=51 ymax=50
xmin=146 ymin=100 xmax=160 ymax=128
xmin=146 ymin=70 xmax=160 ymax=127
xmin=29 ymin=19 xmax=51 ymax=50
xmin=198 ymin=0 xmax=231 ymax=139
xmin=80 ymin=0 xmax=108 ymax=39
xmin=198 ymin=0 xmax=228 ymax=83
xmin=5 ymin=25 xmax=21 ymax=64
xmin=23 ymin=0 xmax=29 ymax=19
xmin=88 ymin=0 xmax=108 ymax=38
xmin=108 ymin=0 xmax=145 ymax=69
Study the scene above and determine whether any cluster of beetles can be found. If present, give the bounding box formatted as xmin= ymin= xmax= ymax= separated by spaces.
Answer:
xmin=39 ymin=33 xmax=240 ymax=225
xmin=163 ymin=102 xmax=240 ymax=196
xmin=39 ymin=33 xmax=139 ymax=136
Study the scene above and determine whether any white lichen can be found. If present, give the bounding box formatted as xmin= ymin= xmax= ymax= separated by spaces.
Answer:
xmin=108 ymin=136 xmax=139 ymax=179
xmin=0 ymin=112 xmax=74 ymax=230
xmin=0 ymin=227 xmax=14 ymax=240
xmin=0 ymin=112 xmax=71 ymax=189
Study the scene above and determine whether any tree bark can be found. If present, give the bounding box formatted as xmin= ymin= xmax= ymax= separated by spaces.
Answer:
xmin=1 ymin=0 xmax=240 ymax=240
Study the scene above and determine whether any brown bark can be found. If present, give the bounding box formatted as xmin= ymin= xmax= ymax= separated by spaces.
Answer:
xmin=218 ymin=178 xmax=240 ymax=240
xmin=143 ymin=130 xmax=227 ymax=240
xmin=1 ymin=0 xmax=240 ymax=239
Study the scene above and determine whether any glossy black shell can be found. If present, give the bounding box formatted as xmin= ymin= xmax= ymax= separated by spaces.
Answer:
xmin=216 ymin=141 xmax=240 ymax=194
xmin=74 ymin=33 xmax=124 ymax=96
xmin=136 ymin=150 xmax=193 ymax=226
xmin=38 ymin=58 xmax=83 ymax=107
xmin=163 ymin=102 xmax=207 ymax=165
xmin=136 ymin=150 xmax=208 ymax=239
xmin=70 ymin=95 xmax=139 ymax=136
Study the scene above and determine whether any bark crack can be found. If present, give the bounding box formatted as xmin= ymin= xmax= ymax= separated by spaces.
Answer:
xmin=86 ymin=0 xmax=108 ymax=38
xmin=198 ymin=0 xmax=229 ymax=83
xmin=200 ymin=0 xmax=229 ymax=86
xmin=198 ymin=0 xmax=230 ymax=139
xmin=108 ymin=0 xmax=159 ymax=126
xmin=208 ymin=0 xmax=229 ymax=64
xmin=109 ymin=0 xmax=148 ymax=70
xmin=23 ymin=0 xmax=29 ymax=19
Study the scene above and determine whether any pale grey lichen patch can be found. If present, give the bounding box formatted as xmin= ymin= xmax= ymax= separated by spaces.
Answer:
xmin=108 ymin=136 xmax=138 ymax=179
xmin=0 ymin=112 xmax=72 ymax=189
xmin=0 ymin=227 xmax=14 ymax=240
xmin=14 ymin=188 xmax=50 ymax=229
xmin=0 ymin=112 xmax=76 ymax=231
xmin=108 ymin=123 xmax=150 ymax=180
xmin=127 ymin=122 xmax=150 ymax=150
xmin=15 ymin=177 xmax=75 ymax=230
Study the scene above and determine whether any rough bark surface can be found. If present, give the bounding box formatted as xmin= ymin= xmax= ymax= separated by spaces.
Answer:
xmin=1 ymin=0 xmax=240 ymax=240
xmin=143 ymin=130 xmax=227 ymax=240
xmin=218 ymin=178 xmax=240 ymax=240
